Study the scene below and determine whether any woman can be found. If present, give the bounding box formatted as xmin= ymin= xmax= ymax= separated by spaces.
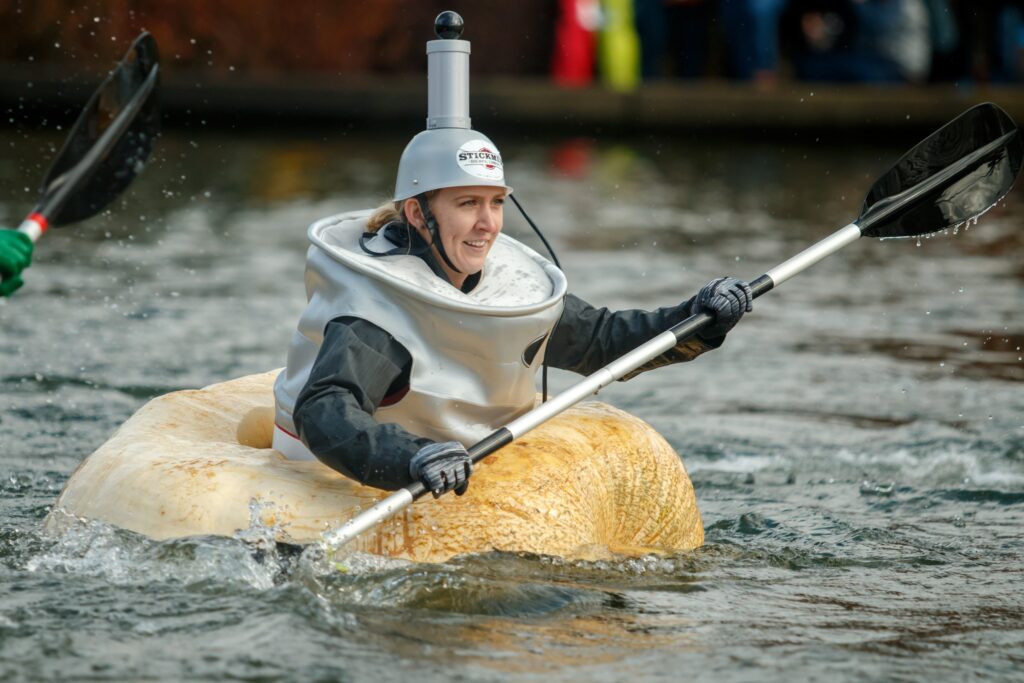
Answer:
xmin=272 ymin=13 xmax=751 ymax=499
xmin=272 ymin=130 xmax=752 ymax=500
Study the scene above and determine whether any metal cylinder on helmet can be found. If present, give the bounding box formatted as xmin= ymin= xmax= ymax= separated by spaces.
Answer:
xmin=394 ymin=11 xmax=512 ymax=202
xmin=427 ymin=39 xmax=470 ymax=130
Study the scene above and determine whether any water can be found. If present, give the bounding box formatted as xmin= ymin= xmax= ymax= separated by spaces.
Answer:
xmin=1 ymin=128 xmax=1023 ymax=681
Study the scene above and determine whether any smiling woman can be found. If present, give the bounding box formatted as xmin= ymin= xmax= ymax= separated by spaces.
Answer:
xmin=270 ymin=14 xmax=753 ymax=505
xmin=362 ymin=184 xmax=511 ymax=292
xmin=408 ymin=187 xmax=507 ymax=286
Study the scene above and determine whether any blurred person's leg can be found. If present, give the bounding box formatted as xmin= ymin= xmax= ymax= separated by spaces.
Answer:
xmin=751 ymin=0 xmax=786 ymax=84
xmin=993 ymin=4 xmax=1024 ymax=81
xmin=666 ymin=0 xmax=713 ymax=78
xmin=635 ymin=0 xmax=668 ymax=78
xmin=922 ymin=0 xmax=961 ymax=81
xmin=720 ymin=0 xmax=786 ymax=82
xmin=720 ymin=0 xmax=756 ymax=79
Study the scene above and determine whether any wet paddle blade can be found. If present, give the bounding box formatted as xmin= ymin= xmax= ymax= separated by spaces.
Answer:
xmin=40 ymin=32 xmax=160 ymax=227
xmin=858 ymin=103 xmax=1023 ymax=239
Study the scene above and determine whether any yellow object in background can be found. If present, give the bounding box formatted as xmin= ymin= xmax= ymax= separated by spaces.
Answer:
xmin=599 ymin=0 xmax=640 ymax=92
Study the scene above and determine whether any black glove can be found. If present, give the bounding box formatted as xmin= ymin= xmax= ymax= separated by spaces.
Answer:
xmin=409 ymin=441 xmax=472 ymax=498
xmin=693 ymin=276 xmax=753 ymax=340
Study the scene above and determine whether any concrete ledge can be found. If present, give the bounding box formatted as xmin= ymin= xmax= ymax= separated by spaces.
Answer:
xmin=2 ymin=67 xmax=1022 ymax=134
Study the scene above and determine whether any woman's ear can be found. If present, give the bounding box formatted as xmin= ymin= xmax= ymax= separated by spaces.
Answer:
xmin=403 ymin=198 xmax=424 ymax=228
xmin=403 ymin=198 xmax=432 ymax=242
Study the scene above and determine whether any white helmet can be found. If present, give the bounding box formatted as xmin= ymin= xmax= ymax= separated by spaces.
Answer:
xmin=394 ymin=128 xmax=511 ymax=201
xmin=393 ymin=11 xmax=512 ymax=202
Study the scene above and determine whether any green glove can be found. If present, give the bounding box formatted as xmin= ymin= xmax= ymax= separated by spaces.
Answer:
xmin=0 ymin=229 xmax=33 ymax=297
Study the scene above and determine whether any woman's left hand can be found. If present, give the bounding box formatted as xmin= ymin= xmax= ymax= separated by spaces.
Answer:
xmin=693 ymin=276 xmax=753 ymax=339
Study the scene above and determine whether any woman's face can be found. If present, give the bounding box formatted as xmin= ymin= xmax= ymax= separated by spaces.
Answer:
xmin=406 ymin=185 xmax=506 ymax=286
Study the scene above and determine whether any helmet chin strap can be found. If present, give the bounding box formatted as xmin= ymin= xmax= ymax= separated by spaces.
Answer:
xmin=416 ymin=195 xmax=463 ymax=275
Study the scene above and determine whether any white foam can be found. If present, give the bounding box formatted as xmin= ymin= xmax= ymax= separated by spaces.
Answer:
xmin=31 ymin=506 xmax=297 ymax=590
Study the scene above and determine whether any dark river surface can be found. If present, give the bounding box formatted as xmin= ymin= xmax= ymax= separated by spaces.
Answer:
xmin=1 ymin=124 xmax=1022 ymax=682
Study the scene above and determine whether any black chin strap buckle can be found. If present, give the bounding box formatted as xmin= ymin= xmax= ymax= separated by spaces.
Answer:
xmin=417 ymin=194 xmax=462 ymax=274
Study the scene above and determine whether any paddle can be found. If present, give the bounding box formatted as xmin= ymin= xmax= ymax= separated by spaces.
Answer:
xmin=322 ymin=102 xmax=1023 ymax=550
xmin=1 ymin=32 xmax=160 ymax=285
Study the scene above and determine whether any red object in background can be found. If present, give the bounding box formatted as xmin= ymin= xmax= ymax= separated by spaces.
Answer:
xmin=551 ymin=0 xmax=597 ymax=86
xmin=549 ymin=138 xmax=594 ymax=178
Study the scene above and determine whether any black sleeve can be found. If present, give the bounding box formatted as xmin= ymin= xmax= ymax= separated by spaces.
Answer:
xmin=545 ymin=293 xmax=724 ymax=379
xmin=292 ymin=316 xmax=431 ymax=490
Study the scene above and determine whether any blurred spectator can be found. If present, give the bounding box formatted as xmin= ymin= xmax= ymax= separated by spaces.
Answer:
xmin=640 ymin=0 xmax=786 ymax=83
xmin=782 ymin=0 xmax=931 ymax=83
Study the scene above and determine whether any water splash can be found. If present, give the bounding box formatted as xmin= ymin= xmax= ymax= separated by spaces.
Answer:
xmin=29 ymin=504 xmax=308 ymax=590
xmin=878 ymin=200 xmax=1002 ymax=243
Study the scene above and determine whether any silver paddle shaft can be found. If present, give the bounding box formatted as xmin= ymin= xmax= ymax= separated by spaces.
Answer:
xmin=766 ymin=223 xmax=861 ymax=286
xmin=321 ymin=325 xmax=683 ymax=548
xmin=323 ymin=222 xmax=864 ymax=549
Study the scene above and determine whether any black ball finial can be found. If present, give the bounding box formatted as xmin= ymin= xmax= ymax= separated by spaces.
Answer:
xmin=434 ymin=11 xmax=464 ymax=39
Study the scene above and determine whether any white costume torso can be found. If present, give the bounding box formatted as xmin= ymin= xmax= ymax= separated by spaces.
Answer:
xmin=273 ymin=210 xmax=568 ymax=460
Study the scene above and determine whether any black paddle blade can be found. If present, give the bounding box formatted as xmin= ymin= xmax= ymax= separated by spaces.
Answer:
xmin=858 ymin=103 xmax=1023 ymax=239
xmin=41 ymin=32 xmax=160 ymax=227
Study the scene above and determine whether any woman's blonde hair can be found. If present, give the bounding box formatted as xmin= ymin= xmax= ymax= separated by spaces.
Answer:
xmin=366 ymin=201 xmax=402 ymax=233
xmin=365 ymin=190 xmax=440 ymax=233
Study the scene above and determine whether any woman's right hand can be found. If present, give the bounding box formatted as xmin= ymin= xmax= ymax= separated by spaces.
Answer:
xmin=0 ymin=230 xmax=33 ymax=297
xmin=409 ymin=441 xmax=473 ymax=498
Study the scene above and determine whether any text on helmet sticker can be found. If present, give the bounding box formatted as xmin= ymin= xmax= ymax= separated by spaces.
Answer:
xmin=456 ymin=139 xmax=504 ymax=181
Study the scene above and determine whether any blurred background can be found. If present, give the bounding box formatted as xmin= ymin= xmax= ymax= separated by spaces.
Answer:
xmin=2 ymin=4 xmax=1023 ymax=681
xmin=1 ymin=0 xmax=1023 ymax=134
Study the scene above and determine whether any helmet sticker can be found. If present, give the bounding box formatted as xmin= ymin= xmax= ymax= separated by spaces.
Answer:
xmin=456 ymin=139 xmax=504 ymax=181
